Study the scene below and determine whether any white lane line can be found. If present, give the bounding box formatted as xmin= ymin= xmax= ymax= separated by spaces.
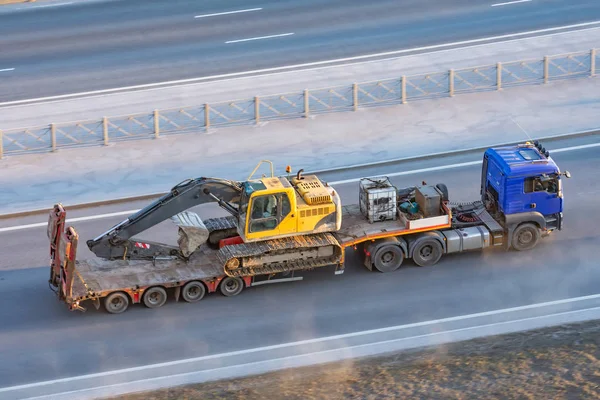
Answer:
xmin=2 ymin=292 xmax=599 ymax=393
xmin=0 ymin=68 xmax=15 ymax=72
xmin=329 ymin=161 xmax=481 ymax=185
xmin=32 ymin=1 xmax=74 ymax=7
xmin=492 ymin=0 xmax=531 ymax=6
xmin=225 ymin=32 xmax=294 ymax=44
xmin=1 ymin=141 xmax=599 ymax=233
xmin=195 ymin=8 xmax=262 ymax=19
xmin=0 ymin=210 xmax=137 ymax=233
xmin=3 ymin=20 xmax=599 ymax=107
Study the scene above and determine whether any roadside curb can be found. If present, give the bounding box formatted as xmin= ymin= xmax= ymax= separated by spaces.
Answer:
xmin=1 ymin=128 xmax=598 ymax=220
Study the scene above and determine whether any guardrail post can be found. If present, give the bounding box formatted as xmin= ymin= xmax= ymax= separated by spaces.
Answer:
xmin=449 ymin=69 xmax=455 ymax=97
xmin=352 ymin=84 xmax=358 ymax=111
xmin=496 ymin=62 xmax=502 ymax=90
xmin=0 ymin=129 xmax=3 ymax=159
xmin=255 ymin=96 xmax=260 ymax=124
xmin=205 ymin=104 xmax=210 ymax=131
xmin=401 ymin=76 xmax=407 ymax=104
xmin=50 ymin=123 xmax=57 ymax=152
xmin=304 ymin=89 xmax=309 ymax=118
xmin=591 ymin=49 xmax=596 ymax=77
xmin=103 ymin=117 xmax=109 ymax=145
xmin=543 ymin=56 xmax=549 ymax=84
xmin=153 ymin=110 xmax=160 ymax=138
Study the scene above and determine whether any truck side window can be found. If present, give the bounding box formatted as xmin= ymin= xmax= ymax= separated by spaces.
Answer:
xmin=524 ymin=176 xmax=558 ymax=194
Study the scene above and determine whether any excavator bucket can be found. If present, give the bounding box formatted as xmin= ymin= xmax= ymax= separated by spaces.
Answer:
xmin=170 ymin=211 xmax=210 ymax=258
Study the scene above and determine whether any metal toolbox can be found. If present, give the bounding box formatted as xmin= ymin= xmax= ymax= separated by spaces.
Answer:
xmin=415 ymin=185 xmax=442 ymax=217
xmin=359 ymin=177 xmax=397 ymax=223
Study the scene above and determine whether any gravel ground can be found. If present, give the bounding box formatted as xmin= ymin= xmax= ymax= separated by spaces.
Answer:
xmin=114 ymin=320 xmax=600 ymax=400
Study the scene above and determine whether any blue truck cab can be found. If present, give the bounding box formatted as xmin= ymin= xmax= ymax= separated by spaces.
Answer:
xmin=480 ymin=141 xmax=571 ymax=249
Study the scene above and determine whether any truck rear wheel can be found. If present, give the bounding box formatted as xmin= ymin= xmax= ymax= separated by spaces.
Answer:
xmin=104 ymin=292 xmax=129 ymax=314
xmin=373 ymin=244 xmax=404 ymax=273
xmin=220 ymin=276 xmax=244 ymax=297
xmin=143 ymin=286 xmax=168 ymax=308
xmin=511 ymin=223 xmax=540 ymax=251
xmin=412 ymin=239 xmax=443 ymax=267
xmin=182 ymin=281 xmax=206 ymax=303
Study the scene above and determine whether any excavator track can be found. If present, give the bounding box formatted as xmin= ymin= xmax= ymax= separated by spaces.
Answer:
xmin=217 ymin=233 xmax=343 ymax=277
xmin=204 ymin=216 xmax=239 ymax=246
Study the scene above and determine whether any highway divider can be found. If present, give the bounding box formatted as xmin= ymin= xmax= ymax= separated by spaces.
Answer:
xmin=1 ymin=48 xmax=598 ymax=159
xmin=1 ymin=128 xmax=597 ymax=220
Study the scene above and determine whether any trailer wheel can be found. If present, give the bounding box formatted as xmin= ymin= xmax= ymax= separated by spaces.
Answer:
xmin=373 ymin=244 xmax=404 ymax=273
xmin=511 ymin=223 xmax=540 ymax=251
xmin=220 ymin=277 xmax=244 ymax=297
xmin=104 ymin=292 xmax=129 ymax=314
xmin=182 ymin=281 xmax=206 ymax=303
xmin=143 ymin=286 xmax=168 ymax=308
xmin=412 ymin=239 xmax=443 ymax=267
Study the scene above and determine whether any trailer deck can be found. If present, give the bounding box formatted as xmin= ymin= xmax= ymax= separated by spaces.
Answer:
xmin=334 ymin=203 xmax=452 ymax=247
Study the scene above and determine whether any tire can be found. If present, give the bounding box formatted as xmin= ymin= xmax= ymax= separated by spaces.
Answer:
xmin=412 ymin=239 xmax=443 ymax=267
xmin=220 ymin=276 xmax=244 ymax=297
xmin=373 ymin=244 xmax=404 ymax=273
xmin=104 ymin=292 xmax=129 ymax=314
xmin=435 ymin=183 xmax=449 ymax=202
xmin=511 ymin=223 xmax=540 ymax=251
xmin=182 ymin=281 xmax=206 ymax=303
xmin=143 ymin=286 xmax=168 ymax=308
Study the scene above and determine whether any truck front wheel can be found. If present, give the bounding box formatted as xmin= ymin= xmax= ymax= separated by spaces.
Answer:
xmin=511 ymin=223 xmax=540 ymax=251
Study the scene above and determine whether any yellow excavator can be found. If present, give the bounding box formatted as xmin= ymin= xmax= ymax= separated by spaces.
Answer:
xmin=86 ymin=161 xmax=345 ymax=277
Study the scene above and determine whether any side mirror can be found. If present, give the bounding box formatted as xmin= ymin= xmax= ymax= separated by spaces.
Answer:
xmin=563 ymin=171 xmax=571 ymax=179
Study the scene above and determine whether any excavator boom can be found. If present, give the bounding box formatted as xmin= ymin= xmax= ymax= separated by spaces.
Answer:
xmin=87 ymin=177 xmax=243 ymax=260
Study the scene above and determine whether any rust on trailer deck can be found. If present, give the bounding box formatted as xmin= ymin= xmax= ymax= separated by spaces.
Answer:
xmin=70 ymin=244 xmax=224 ymax=300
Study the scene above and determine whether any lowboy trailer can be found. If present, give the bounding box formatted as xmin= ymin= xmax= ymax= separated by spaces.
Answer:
xmin=47 ymin=141 xmax=570 ymax=314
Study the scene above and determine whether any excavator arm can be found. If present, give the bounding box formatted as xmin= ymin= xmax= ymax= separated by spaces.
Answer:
xmin=87 ymin=177 xmax=243 ymax=260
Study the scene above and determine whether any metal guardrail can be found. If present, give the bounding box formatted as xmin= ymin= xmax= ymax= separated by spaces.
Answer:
xmin=1 ymin=48 xmax=598 ymax=158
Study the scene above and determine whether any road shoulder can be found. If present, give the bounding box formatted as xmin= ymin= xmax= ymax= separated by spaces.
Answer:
xmin=115 ymin=319 xmax=600 ymax=400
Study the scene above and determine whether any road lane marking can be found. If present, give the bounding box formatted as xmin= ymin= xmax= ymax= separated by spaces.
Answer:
xmin=1 ymin=293 xmax=599 ymax=394
xmin=3 ymin=20 xmax=600 ymax=107
xmin=0 ymin=210 xmax=138 ymax=233
xmin=32 ymin=1 xmax=74 ymax=7
xmin=329 ymin=161 xmax=482 ymax=185
xmin=1 ymin=141 xmax=598 ymax=233
xmin=0 ymin=68 xmax=15 ymax=72
xmin=195 ymin=8 xmax=262 ymax=19
xmin=225 ymin=32 xmax=295 ymax=44
xmin=492 ymin=0 xmax=531 ymax=6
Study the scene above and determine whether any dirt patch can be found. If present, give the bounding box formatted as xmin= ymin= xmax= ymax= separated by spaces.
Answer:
xmin=114 ymin=320 xmax=600 ymax=400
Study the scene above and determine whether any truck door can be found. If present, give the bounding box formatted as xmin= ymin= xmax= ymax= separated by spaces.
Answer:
xmin=523 ymin=174 xmax=562 ymax=216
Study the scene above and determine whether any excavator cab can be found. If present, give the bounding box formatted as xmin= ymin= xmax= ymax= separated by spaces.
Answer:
xmin=236 ymin=161 xmax=342 ymax=243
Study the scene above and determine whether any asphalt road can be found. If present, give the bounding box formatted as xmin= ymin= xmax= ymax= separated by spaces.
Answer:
xmin=0 ymin=0 xmax=599 ymax=102
xmin=0 ymin=141 xmax=598 ymax=390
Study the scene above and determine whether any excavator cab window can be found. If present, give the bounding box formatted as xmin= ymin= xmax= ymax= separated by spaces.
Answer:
xmin=249 ymin=193 xmax=291 ymax=233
